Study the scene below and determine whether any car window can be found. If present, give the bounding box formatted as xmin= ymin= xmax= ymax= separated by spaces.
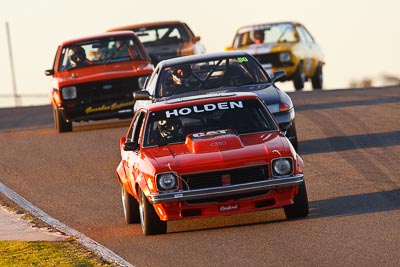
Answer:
xmin=143 ymin=98 xmax=278 ymax=147
xmin=262 ymin=23 xmax=296 ymax=43
xmin=155 ymin=56 xmax=270 ymax=98
xmin=234 ymin=23 xmax=296 ymax=47
xmin=58 ymin=36 xmax=145 ymax=71
xmin=145 ymin=66 xmax=160 ymax=95
xmin=134 ymin=24 xmax=188 ymax=46
xmin=182 ymin=23 xmax=195 ymax=38
xmin=296 ymin=26 xmax=314 ymax=44
xmin=126 ymin=111 xmax=146 ymax=144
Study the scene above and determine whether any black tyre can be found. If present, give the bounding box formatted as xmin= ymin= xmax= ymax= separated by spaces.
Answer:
xmin=311 ymin=64 xmax=323 ymax=90
xmin=286 ymin=120 xmax=299 ymax=151
xmin=138 ymin=187 xmax=167 ymax=235
xmin=53 ymin=108 xmax=72 ymax=133
xmin=293 ymin=63 xmax=305 ymax=91
xmin=121 ymin=186 xmax=140 ymax=224
xmin=284 ymin=181 xmax=309 ymax=219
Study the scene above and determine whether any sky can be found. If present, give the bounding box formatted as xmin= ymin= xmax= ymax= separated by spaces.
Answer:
xmin=0 ymin=0 xmax=399 ymax=107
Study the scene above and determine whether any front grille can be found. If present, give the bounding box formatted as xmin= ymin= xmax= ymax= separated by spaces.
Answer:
xmin=181 ymin=165 xmax=269 ymax=190
xmin=73 ymin=76 xmax=142 ymax=104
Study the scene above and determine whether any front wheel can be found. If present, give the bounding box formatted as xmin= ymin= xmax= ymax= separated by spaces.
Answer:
xmin=284 ymin=181 xmax=309 ymax=219
xmin=286 ymin=120 xmax=299 ymax=151
xmin=138 ymin=187 xmax=167 ymax=235
xmin=293 ymin=63 xmax=305 ymax=91
xmin=311 ymin=64 xmax=323 ymax=89
xmin=121 ymin=185 xmax=140 ymax=224
xmin=53 ymin=108 xmax=72 ymax=133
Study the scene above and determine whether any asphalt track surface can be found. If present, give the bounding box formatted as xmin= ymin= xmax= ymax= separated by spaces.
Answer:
xmin=0 ymin=86 xmax=399 ymax=266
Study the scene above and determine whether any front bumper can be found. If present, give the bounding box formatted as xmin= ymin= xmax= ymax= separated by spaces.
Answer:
xmin=58 ymin=100 xmax=134 ymax=122
xmin=148 ymin=174 xmax=303 ymax=204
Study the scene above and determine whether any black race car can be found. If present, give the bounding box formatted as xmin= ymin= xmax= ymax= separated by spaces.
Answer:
xmin=133 ymin=51 xmax=299 ymax=150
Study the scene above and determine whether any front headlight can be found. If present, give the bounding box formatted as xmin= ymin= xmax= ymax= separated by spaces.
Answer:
xmin=279 ymin=52 xmax=291 ymax=62
xmin=156 ymin=172 xmax=178 ymax=191
xmin=61 ymin=86 xmax=77 ymax=99
xmin=267 ymin=104 xmax=280 ymax=113
xmin=272 ymin=157 xmax=293 ymax=176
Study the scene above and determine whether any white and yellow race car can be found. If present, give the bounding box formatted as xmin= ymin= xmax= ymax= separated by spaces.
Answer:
xmin=226 ymin=21 xmax=325 ymax=90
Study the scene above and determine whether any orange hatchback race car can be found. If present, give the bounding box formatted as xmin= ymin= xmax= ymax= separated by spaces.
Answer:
xmin=116 ymin=92 xmax=309 ymax=235
xmin=226 ymin=21 xmax=324 ymax=90
xmin=108 ymin=21 xmax=206 ymax=66
xmin=45 ymin=31 xmax=153 ymax=132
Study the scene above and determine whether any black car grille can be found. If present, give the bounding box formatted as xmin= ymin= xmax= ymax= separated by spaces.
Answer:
xmin=253 ymin=53 xmax=294 ymax=68
xmin=181 ymin=165 xmax=269 ymax=190
xmin=72 ymin=76 xmax=142 ymax=104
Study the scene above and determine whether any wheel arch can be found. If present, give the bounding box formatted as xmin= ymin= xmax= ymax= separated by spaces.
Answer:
xmin=135 ymin=173 xmax=151 ymax=199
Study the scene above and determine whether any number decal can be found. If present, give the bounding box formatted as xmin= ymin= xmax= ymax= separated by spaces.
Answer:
xmin=237 ymin=57 xmax=248 ymax=63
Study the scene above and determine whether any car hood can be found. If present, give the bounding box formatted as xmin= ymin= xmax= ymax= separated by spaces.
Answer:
xmin=144 ymin=131 xmax=291 ymax=174
xmin=53 ymin=61 xmax=153 ymax=87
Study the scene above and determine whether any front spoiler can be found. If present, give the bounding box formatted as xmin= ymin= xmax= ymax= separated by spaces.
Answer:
xmin=148 ymin=174 xmax=304 ymax=204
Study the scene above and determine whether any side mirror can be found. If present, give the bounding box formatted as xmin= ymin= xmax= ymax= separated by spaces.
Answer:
xmin=271 ymin=71 xmax=286 ymax=83
xmin=123 ymin=141 xmax=138 ymax=151
xmin=120 ymin=136 xmax=126 ymax=146
xmin=192 ymin=36 xmax=201 ymax=43
xmin=279 ymin=122 xmax=291 ymax=133
xmin=133 ymin=90 xmax=153 ymax=101
xmin=44 ymin=69 xmax=54 ymax=76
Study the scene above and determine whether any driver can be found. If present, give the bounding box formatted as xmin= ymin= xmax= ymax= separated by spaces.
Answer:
xmin=252 ymin=30 xmax=265 ymax=44
xmin=68 ymin=46 xmax=89 ymax=68
xmin=158 ymin=117 xmax=183 ymax=142
xmin=172 ymin=65 xmax=192 ymax=86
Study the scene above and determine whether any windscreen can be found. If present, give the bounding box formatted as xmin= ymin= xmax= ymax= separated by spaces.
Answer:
xmin=233 ymin=23 xmax=296 ymax=48
xmin=156 ymin=55 xmax=270 ymax=98
xmin=143 ymin=98 xmax=278 ymax=147
xmin=58 ymin=36 xmax=146 ymax=71
xmin=134 ymin=24 xmax=188 ymax=45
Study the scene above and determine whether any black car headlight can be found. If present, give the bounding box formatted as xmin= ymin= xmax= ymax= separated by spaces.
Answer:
xmin=272 ymin=157 xmax=293 ymax=176
xmin=156 ymin=172 xmax=178 ymax=191
xmin=61 ymin=86 xmax=77 ymax=99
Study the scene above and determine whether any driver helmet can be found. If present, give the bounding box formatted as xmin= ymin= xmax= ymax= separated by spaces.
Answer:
xmin=172 ymin=65 xmax=192 ymax=86
xmin=252 ymin=30 xmax=265 ymax=44
xmin=69 ymin=46 xmax=87 ymax=67
xmin=158 ymin=117 xmax=183 ymax=139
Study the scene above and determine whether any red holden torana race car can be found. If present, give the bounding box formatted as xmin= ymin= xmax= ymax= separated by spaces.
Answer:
xmin=45 ymin=31 xmax=153 ymax=132
xmin=116 ymin=92 xmax=309 ymax=235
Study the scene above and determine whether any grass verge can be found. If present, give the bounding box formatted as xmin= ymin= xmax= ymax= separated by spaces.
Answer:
xmin=0 ymin=197 xmax=116 ymax=267
xmin=0 ymin=239 xmax=113 ymax=267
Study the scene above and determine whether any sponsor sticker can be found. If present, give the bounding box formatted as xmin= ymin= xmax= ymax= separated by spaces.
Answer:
xmin=191 ymin=129 xmax=232 ymax=139
xmin=219 ymin=204 xmax=239 ymax=212
xmin=85 ymin=101 xmax=134 ymax=114
xmin=165 ymin=101 xmax=243 ymax=118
